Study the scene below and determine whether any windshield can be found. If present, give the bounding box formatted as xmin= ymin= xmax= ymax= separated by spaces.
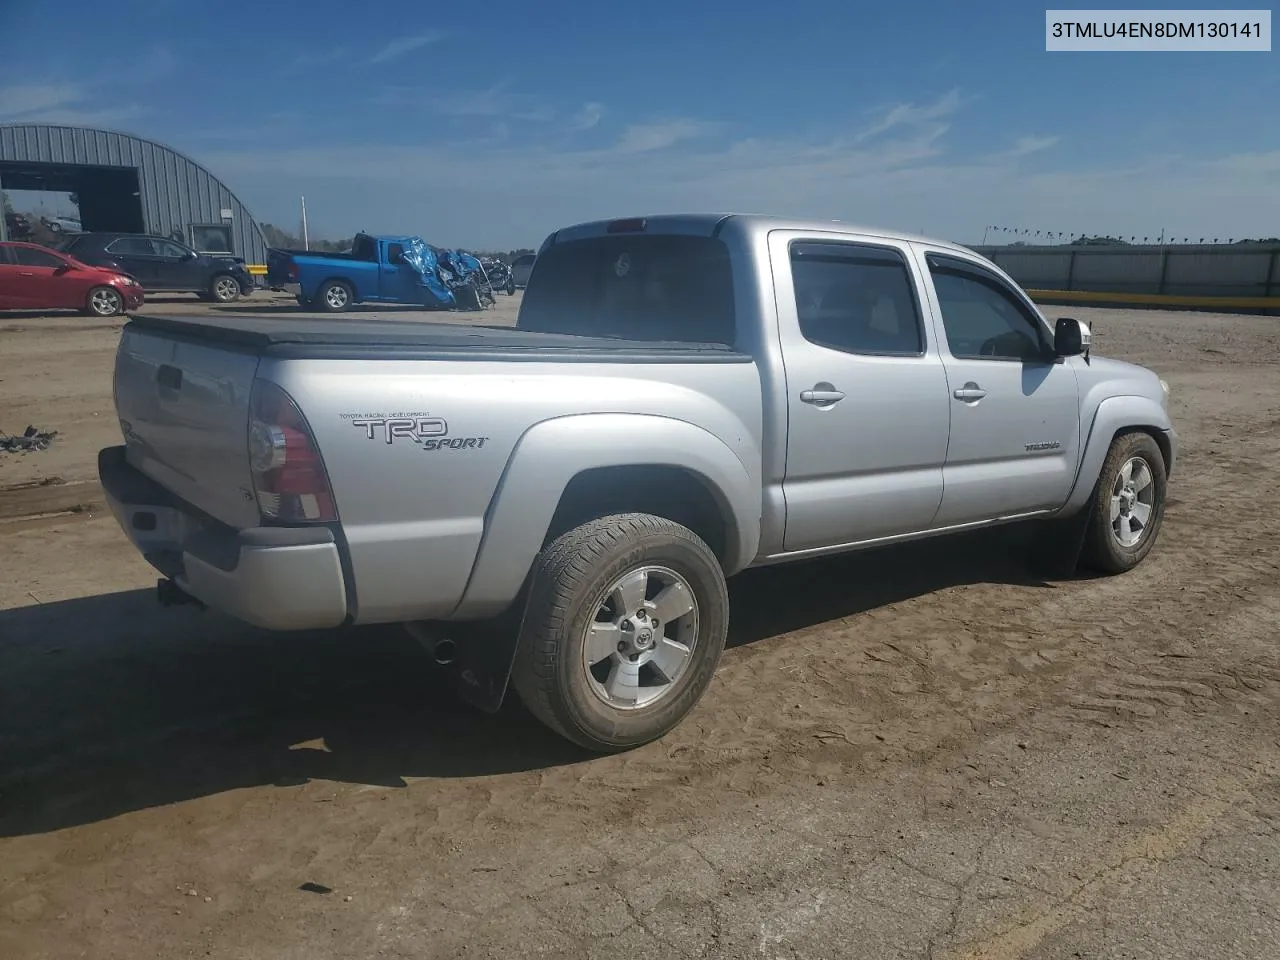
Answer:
xmin=517 ymin=233 xmax=736 ymax=345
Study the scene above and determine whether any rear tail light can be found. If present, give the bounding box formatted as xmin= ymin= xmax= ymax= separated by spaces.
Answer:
xmin=287 ymin=260 xmax=300 ymax=281
xmin=247 ymin=380 xmax=337 ymax=523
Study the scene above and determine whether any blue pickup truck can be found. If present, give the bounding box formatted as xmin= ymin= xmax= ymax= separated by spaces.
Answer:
xmin=267 ymin=233 xmax=463 ymax=312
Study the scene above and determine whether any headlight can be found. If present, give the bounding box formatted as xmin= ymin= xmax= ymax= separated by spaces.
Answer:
xmin=1159 ymin=378 xmax=1170 ymax=408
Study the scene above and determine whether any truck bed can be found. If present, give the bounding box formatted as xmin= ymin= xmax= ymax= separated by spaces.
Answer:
xmin=124 ymin=314 xmax=752 ymax=363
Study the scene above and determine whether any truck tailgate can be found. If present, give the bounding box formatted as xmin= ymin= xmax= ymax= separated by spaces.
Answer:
xmin=113 ymin=325 xmax=263 ymax=529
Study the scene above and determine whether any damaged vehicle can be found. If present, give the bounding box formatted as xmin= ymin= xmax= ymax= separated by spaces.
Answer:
xmin=267 ymin=232 xmax=490 ymax=312
xmin=99 ymin=214 xmax=1177 ymax=752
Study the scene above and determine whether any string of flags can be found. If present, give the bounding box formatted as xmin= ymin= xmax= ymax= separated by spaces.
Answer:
xmin=984 ymin=226 xmax=1238 ymax=244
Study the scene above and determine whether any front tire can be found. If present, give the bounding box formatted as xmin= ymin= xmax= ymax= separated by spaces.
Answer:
xmin=510 ymin=513 xmax=730 ymax=752
xmin=316 ymin=280 xmax=352 ymax=312
xmin=210 ymin=274 xmax=241 ymax=303
xmin=1080 ymin=431 xmax=1168 ymax=574
xmin=86 ymin=285 xmax=124 ymax=317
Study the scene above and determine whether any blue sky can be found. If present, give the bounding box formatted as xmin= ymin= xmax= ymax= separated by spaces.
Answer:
xmin=1 ymin=0 xmax=1277 ymax=248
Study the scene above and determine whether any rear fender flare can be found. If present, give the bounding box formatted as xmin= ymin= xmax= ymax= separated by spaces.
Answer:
xmin=1056 ymin=394 xmax=1174 ymax=517
xmin=451 ymin=413 xmax=760 ymax=621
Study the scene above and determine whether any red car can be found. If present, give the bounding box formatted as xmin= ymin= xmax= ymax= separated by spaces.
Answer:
xmin=0 ymin=241 xmax=144 ymax=316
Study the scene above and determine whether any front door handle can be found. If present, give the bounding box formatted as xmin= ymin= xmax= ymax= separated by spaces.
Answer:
xmin=800 ymin=385 xmax=846 ymax=406
xmin=18 ymin=271 xmax=34 ymax=277
xmin=953 ymin=382 xmax=987 ymax=402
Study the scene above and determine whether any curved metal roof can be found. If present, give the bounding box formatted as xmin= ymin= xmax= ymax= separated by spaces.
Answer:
xmin=0 ymin=123 xmax=269 ymax=265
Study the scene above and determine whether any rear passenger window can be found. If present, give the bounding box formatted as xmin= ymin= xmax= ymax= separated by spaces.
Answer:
xmin=107 ymin=237 xmax=157 ymax=256
xmin=790 ymin=242 xmax=923 ymax=356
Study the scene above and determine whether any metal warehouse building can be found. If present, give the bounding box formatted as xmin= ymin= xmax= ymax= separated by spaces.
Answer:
xmin=0 ymin=123 xmax=268 ymax=269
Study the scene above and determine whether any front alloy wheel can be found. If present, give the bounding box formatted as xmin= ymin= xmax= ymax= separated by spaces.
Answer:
xmin=1081 ymin=431 xmax=1167 ymax=573
xmin=211 ymin=275 xmax=240 ymax=303
xmin=87 ymin=286 xmax=124 ymax=316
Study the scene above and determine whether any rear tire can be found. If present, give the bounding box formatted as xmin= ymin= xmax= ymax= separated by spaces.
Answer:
xmin=85 ymin=285 xmax=124 ymax=317
xmin=510 ymin=513 xmax=730 ymax=753
xmin=1080 ymin=431 xmax=1168 ymax=574
xmin=316 ymin=280 xmax=353 ymax=313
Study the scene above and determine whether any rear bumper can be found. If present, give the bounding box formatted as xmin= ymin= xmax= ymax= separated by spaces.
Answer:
xmin=98 ymin=445 xmax=349 ymax=630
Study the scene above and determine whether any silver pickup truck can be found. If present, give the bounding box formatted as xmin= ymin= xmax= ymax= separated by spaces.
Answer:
xmin=99 ymin=214 xmax=1176 ymax=752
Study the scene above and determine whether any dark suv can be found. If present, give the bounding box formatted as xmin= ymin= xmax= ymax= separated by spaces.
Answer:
xmin=55 ymin=233 xmax=253 ymax=302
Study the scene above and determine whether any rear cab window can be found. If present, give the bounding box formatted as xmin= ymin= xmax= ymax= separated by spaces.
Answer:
xmin=517 ymin=234 xmax=736 ymax=345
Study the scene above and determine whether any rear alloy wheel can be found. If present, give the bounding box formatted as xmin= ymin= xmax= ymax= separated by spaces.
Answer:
xmin=210 ymin=274 xmax=241 ymax=303
xmin=510 ymin=513 xmax=730 ymax=752
xmin=87 ymin=285 xmax=124 ymax=317
xmin=317 ymin=280 xmax=352 ymax=312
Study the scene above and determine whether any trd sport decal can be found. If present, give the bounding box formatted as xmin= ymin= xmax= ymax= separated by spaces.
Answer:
xmin=341 ymin=413 xmax=489 ymax=451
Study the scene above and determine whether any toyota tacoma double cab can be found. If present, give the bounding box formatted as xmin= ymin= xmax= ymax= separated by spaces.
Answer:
xmin=99 ymin=214 xmax=1176 ymax=752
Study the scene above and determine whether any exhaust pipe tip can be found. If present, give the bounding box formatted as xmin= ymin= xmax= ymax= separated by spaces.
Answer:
xmin=403 ymin=621 xmax=457 ymax=666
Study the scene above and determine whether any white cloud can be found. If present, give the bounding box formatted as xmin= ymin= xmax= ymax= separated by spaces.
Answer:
xmin=613 ymin=118 xmax=724 ymax=154
xmin=568 ymin=102 xmax=605 ymax=131
xmin=370 ymin=31 xmax=444 ymax=64
xmin=191 ymin=93 xmax=1279 ymax=250
xmin=857 ymin=89 xmax=967 ymax=141
xmin=0 ymin=83 xmax=145 ymax=126
xmin=129 ymin=46 xmax=175 ymax=84
xmin=1008 ymin=135 xmax=1060 ymax=157
xmin=422 ymin=83 xmax=554 ymax=121
xmin=0 ymin=83 xmax=82 ymax=118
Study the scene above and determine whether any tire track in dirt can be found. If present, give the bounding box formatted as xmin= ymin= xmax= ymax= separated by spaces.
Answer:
xmin=0 ymin=478 xmax=103 ymax=522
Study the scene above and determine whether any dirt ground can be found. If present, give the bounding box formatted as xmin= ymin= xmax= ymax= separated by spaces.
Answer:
xmin=1 ymin=291 xmax=1278 ymax=960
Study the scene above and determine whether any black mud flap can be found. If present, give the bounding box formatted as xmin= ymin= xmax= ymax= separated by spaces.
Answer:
xmin=1028 ymin=502 xmax=1094 ymax=579
xmin=409 ymin=596 xmax=531 ymax=714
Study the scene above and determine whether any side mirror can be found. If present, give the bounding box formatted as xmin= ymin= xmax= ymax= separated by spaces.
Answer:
xmin=53 ymin=262 xmax=74 ymax=275
xmin=186 ymin=250 xmax=199 ymax=261
xmin=1054 ymin=316 xmax=1090 ymax=359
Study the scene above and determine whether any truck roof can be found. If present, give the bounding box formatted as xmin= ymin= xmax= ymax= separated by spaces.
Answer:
xmin=546 ymin=213 xmax=976 ymax=256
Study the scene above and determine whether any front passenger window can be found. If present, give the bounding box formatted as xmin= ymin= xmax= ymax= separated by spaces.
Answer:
xmin=929 ymin=265 xmax=1048 ymax=361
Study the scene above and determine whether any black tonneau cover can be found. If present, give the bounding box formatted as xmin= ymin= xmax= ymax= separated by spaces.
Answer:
xmin=125 ymin=314 xmax=750 ymax=363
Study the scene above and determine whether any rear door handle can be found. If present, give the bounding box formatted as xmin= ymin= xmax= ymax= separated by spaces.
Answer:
xmin=953 ymin=382 xmax=987 ymax=402
xmin=800 ymin=386 xmax=846 ymax=406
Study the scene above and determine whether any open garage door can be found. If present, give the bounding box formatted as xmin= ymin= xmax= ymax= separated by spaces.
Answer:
xmin=0 ymin=161 xmax=144 ymax=235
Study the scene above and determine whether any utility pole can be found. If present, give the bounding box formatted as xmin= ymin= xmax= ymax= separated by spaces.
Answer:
xmin=301 ymin=196 xmax=310 ymax=251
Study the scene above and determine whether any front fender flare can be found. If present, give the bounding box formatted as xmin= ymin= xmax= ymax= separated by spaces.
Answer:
xmin=451 ymin=413 xmax=761 ymax=621
xmin=1056 ymin=394 xmax=1175 ymax=517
